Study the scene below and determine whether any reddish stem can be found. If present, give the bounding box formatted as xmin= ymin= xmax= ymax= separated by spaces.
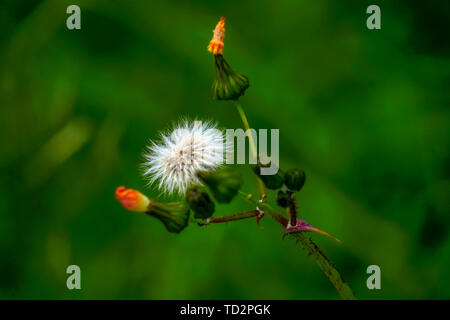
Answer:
xmin=289 ymin=192 xmax=297 ymax=226
xmin=208 ymin=210 xmax=260 ymax=223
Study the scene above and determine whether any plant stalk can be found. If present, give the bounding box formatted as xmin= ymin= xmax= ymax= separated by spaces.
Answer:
xmin=233 ymin=100 xmax=267 ymax=201
xmin=207 ymin=210 xmax=259 ymax=223
xmin=239 ymin=192 xmax=356 ymax=300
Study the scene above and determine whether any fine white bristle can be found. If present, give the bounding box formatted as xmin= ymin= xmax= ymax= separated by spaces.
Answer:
xmin=142 ymin=120 xmax=225 ymax=195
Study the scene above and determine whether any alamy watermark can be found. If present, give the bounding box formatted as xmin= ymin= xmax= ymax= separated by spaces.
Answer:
xmin=366 ymin=265 xmax=381 ymax=290
xmin=66 ymin=265 xmax=81 ymax=290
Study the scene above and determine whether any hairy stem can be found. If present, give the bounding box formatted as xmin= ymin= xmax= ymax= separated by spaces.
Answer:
xmin=288 ymin=192 xmax=297 ymax=226
xmin=239 ymin=192 xmax=356 ymax=300
xmin=207 ymin=210 xmax=260 ymax=223
xmin=233 ymin=100 xmax=267 ymax=201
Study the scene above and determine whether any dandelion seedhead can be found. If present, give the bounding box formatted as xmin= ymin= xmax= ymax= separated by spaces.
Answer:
xmin=142 ymin=120 xmax=225 ymax=195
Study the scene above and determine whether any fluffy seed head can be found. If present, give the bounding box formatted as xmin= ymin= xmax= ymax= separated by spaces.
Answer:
xmin=143 ymin=120 xmax=225 ymax=195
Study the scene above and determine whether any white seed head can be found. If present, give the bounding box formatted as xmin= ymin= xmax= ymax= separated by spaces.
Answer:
xmin=143 ymin=120 xmax=225 ymax=195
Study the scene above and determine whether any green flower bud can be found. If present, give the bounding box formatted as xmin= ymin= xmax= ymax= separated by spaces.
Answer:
xmin=251 ymin=163 xmax=285 ymax=190
xmin=276 ymin=190 xmax=291 ymax=208
xmin=186 ymin=185 xmax=215 ymax=219
xmin=197 ymin=167 xmax=242 ymax=203
xmin=146 ymin=200 xmax=190 ymax=234
xmin=212 ymin=54 xmax=249 ymax=101
xmin=284 ymin=168 xmax=306 ymax=192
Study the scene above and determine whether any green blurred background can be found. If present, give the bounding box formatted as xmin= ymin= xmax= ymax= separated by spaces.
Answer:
xmin=0 ymin=0 xmax=449 ymax=299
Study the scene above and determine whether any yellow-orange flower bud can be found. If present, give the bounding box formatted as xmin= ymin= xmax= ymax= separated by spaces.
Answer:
xmin=115 ymin=186 xmax=150 ymax=212
xmin=208 ymin=17 xmax=225 ymax=55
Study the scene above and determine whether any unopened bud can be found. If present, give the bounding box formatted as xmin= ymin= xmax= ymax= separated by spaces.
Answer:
xmin=284 ymin=168 xmax=306 ymax=192
xmin=252 ymin=163 xmax=284 ymax=190
xmin=115 ymin=186 xmax=150 ymax=212
xmin=276 ymin=190 xmax=291 ymax=208
xmin=115 ymin=186 xmax=190 ymax=233
xmin=186 ymin=185 xmax=215 ymax=219
xmin=197 ymin=167 xmax=242 ymax=203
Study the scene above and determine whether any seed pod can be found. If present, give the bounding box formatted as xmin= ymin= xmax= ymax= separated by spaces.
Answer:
xmin=284 ymin=168 xmax=306 ymax=192
xmin=252 ymin=163 xmax=284 ymax=190
xmin=186 ymin=186 xmax=215 ymax=219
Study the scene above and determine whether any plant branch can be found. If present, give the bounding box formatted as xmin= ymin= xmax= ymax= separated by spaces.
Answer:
xmin=206 ymin=210 xmax=260 ymax=223
xmin=233 ymin=100 xmax=267 ymax=201
xmin=238 ymin=192 xmax=356 ymax=300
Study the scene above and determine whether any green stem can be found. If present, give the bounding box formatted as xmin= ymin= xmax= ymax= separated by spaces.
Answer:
xmin=233 ymin=100 xmax=267 ymax=201
xmin=239 ymin=192 xmax=356 ymax=300
xmin=234 ymin=100 xmax=257 ymax=158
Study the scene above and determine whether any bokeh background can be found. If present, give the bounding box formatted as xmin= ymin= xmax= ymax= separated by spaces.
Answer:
xmin=0 ymin=0 xmax=449 ymax=299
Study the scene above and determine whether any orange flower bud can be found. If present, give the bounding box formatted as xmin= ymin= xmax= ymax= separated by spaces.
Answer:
xmin=115 ymin=186 xmax=150 ymax=212
xmin=208 ymin=17 xmax=225 ymax=55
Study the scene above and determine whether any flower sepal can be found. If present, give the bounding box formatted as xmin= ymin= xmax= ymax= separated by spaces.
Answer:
xmin=283 ymin=219 xmax=341 ymax=243
xmin=212 ymin=54 xmax=249 ymax=101
xmin=146 ymin=200 xmax=190 ymax=234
